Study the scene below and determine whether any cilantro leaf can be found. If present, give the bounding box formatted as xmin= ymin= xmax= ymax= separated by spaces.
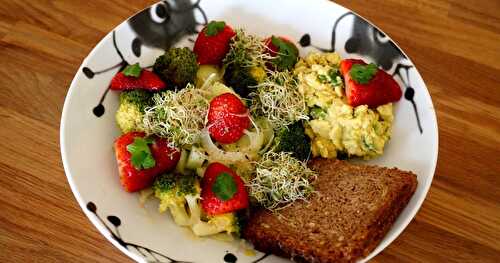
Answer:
xmin=271 ymin=36 xmax=298 ymax=71
xmin=205 ymin=21 xmax=226 ymax=36
xmin=122 ymin=63 xmax=142 ymax=78
xmin=142 ymin=154 xmax=156 ymax=169
xmin=349 ymin=63 xmax=378 ymax=84
xmin=127 ymin=137 xmax=156 ymax=170
xmin=212 ymin=172 xmax=237 ymax=201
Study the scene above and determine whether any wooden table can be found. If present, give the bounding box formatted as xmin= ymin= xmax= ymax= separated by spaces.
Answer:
xmin=0 ymin=0 xmax=498 ymax=262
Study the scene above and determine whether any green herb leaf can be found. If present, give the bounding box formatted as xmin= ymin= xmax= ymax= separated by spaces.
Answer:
xmin=212 ymin=172 xmax=237 ymax=201
xmin=205 ymin=21 xmax=226 ymax=36
xmin=328 ymin=67 xmax=339 ymax=81
xmin=271 ymin=36 xmax=298 ymax=71
xmin=328 ymin=67 xmax=342 ymax=86
xmin=349 ymin=63 xmax=378 ymax=84
xmin=127 ymin=137 xmax=156 ymax=170
xmin=317 ymin=74 xmax=328 ymax=83
xmin=122 ymin=63 xmax=142 ymax=78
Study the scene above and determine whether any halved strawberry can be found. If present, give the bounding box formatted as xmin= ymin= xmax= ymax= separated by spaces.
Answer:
xmin=193 ymin=21 xmax=236 ymax=65
xmin=207 ymin=93 xmax=250 ymax=144
xmin=110 ymin=63 xmax=166 ymax=91
xmin=340 ymin=59 xmax=402 ymax=108
xmin=114 ymin=132 xmax=180 ymax=192
xmin=264 ymin=35 xmax=299 ymax=71
xmin=201 ymin=162 xmax=249 ymax=215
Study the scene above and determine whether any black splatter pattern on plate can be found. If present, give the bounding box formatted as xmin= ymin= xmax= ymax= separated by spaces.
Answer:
xmin=86 ymin=201 xmax=192 ymax=263
xmin=87 ymin=202 xmax=272 ymax=262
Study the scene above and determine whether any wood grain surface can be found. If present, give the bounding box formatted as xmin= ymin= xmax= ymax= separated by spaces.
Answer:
xmin=0 ymin=0 xmax=499 ymax=262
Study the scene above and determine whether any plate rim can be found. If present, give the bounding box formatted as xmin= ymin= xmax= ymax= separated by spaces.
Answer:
xmin=60 ymin=28 xmax=147 ymax=263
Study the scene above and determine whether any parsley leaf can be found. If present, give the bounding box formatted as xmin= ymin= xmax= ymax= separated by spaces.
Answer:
xmin=212 ymin=172 xmax=237 ymax=201
xmin=271 ymin=36 xmax=298 ymax=71
xmin=127 ymin=137 xmax=156 ymax=170
xmin=122 ymin=63 xmax=142 ymax=78
xmin=205 ymin=21 xmax=226 ymax=36
xmin=349 ymin=63 xmax=378 ymax=84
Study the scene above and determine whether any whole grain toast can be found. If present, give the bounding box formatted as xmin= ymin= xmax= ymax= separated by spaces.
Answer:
xmin=242 ymin=159 xmax=417 ymax=263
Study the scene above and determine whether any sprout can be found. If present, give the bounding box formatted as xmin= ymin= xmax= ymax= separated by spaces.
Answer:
xmin=250 ymin=70 xmax=309 ymax=128
xmin=248 ymin=152 xmax=317 ymax=211
xmin=143 ymin=84 xmax=209 ymax=147
xmin=223 ymin=29 xmax=272 ymax=69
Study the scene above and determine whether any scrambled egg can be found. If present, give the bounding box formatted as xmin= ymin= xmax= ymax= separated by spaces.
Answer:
xmin=294 ymin=52 xmax=393 ymax=159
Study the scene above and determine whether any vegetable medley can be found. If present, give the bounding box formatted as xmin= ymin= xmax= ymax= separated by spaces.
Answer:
xmin=109 ymin=21 xmax=402 ymax=237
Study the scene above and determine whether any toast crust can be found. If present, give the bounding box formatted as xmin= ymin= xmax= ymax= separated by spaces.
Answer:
xmin=242 ymin=159 xmax=418 ymax=263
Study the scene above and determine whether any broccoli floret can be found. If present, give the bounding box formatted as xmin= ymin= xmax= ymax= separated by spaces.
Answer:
xmin=153 ymin=173 xmax=199 ymax=226
xmin=177 ymin=173 xmax=197 ymax=196
xmin=153 ymin=173 xmax=239 ymax=236
xmin=273 ymin=121 xmax=311 ymax=161
xmin=153 ymin=172 xmax=177 ymax=192
xmin=223 ymin=63 xmax=265 ymax=98
xmin=115 ymin=90 xmax=152 ymax=133
xmin=222 ymin=29 xmax=267 ymax=98
xmin=153 ymin=47 xmax=198 ymax=89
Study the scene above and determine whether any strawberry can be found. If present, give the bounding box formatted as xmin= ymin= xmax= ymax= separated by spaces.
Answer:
xmin=110 ymin=63 xmax=166 ymax=91
xmin=207 ymin=93 xmax=250 ymax=144
xmin=264 ymin=36 xmax=295 ymax=55
xmin=193 ymin=21 xmax=236 ymax=65
xmin=264 ymin=36 xmax=299 ymax=71
xmin=340 ymin=59 xmax=402 ymax=108
xmin=201 ymin=162 xmax=249 ymax=215
xmin=114 ymin=132 xmax=180 ymax=192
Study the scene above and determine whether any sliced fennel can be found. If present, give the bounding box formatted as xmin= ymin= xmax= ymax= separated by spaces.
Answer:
xmin=186 ymin=147 xmax=207 ymax=170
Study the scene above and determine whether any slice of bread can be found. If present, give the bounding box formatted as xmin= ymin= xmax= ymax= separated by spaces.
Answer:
xmin=242 ymin=159 xmax=417 ymax=263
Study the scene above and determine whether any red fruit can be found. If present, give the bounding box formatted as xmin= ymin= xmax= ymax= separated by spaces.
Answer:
xmin=193 ymin=21 xmax=236 ymax=65
xmin=110 ymin=70 xmax=166 ymax=91
xmin=264 ymin=36 xmax=294 ymax=55
xmin=201 ymin=162 xmax=249 ymax=215
xmin=207 ymin=93 xmax=250 ymax=144
xmin=263 ymin=36 xmax=299 ymax=71
xmin=114 ymin=132 xmax=180 ymax=192
xmin=340 ymin=59 xmax=402 ymax=108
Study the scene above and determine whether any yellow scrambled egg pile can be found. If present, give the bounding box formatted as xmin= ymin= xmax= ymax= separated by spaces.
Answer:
xmin=294 ymin=52 xmax=393 ymax=159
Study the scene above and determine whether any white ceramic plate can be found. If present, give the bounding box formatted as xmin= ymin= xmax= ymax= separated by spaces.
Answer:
xmin=60 ymin=0 xmax=438 ymax=262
